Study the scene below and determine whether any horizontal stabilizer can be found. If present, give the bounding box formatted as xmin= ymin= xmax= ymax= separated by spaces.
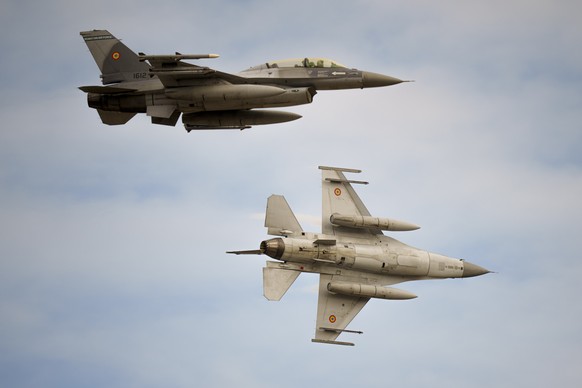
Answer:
xmin=263 ymin=266 xmax=300 ymax=301
xmin=265 ymin=195 xmax=303 ymax=236
xmin=97 ymin=110 xmax=136 ymax=125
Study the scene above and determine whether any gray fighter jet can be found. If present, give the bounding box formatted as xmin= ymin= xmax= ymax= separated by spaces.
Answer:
xmin=79 ymin=30 xmax=404 ymax=130
xmin=228 ymin=166 xmax=490 ymax=346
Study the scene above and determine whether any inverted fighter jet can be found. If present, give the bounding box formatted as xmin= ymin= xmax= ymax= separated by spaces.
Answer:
xmin=228 ymin=166 xmax=490 ymax=346
xmin=79 ymin=30 xmax=404 ymax=131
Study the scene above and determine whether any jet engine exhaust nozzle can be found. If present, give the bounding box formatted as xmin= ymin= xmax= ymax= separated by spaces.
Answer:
xmin=260 ymin=238 xmax=285 ymax=260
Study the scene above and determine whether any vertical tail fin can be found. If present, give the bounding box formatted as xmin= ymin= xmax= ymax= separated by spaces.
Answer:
xmin=80 ymin=30 xmax=150 ymax=84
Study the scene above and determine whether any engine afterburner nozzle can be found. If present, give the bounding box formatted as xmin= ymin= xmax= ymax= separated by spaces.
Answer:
xmin=260 ymin=238 xmax=285 ymax=260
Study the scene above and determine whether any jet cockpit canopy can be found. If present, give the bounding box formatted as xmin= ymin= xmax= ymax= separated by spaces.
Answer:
xmin=242 ymin=57 xmax=349 ymax=72
xmin=268 ymin=57 xmax=348 ymax=69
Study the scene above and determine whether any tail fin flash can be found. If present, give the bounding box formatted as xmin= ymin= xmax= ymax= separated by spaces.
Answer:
xmin=80 ymin=30 xmax=150 ymax=84
xmin=319 ymin=166 xmax=381 ymax=236
xmin=265 ymin=195 xmax=303 ymax=236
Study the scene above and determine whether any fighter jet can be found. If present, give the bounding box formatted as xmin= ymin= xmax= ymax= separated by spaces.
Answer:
xmin=79 ymin=30 xmax=404 ymax=131
xmin=228 ymin=166 xmax=490 ymax=346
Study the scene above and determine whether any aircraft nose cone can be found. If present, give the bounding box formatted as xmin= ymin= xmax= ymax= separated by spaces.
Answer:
xmin=362 ymin=71 xmax=403 ymax=88
xmin=462 ymin=261 xmax=490 ymax=278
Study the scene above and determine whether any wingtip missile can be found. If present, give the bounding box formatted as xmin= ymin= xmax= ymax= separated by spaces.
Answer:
xmin=138 ymin=53 xmax=220 ymax=62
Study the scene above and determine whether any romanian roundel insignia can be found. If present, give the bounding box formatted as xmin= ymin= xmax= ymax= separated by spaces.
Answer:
xmin=111 ymin=52 xmax=121 ymax=60
xmin=329 ymin=315 xmax=337 ymax=323
xmin=334 ymin=188 xmax=342 ymax=196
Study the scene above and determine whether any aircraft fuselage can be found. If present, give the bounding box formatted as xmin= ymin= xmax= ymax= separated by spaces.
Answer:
xmin=260 ymin=235 xmax=486 ymax=279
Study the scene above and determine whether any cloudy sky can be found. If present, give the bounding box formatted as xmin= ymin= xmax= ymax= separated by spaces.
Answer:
xmin=1 ymin=1 xmax=581 ymax=387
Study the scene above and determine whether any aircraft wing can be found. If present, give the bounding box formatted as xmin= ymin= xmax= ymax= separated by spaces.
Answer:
xmin=320 ymin=166 xmax=383 ymax=236
xmin=312 ymin=273 xmax=369 ymax=346
xmin=140 ymin=54 xmax=248 ymax=87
